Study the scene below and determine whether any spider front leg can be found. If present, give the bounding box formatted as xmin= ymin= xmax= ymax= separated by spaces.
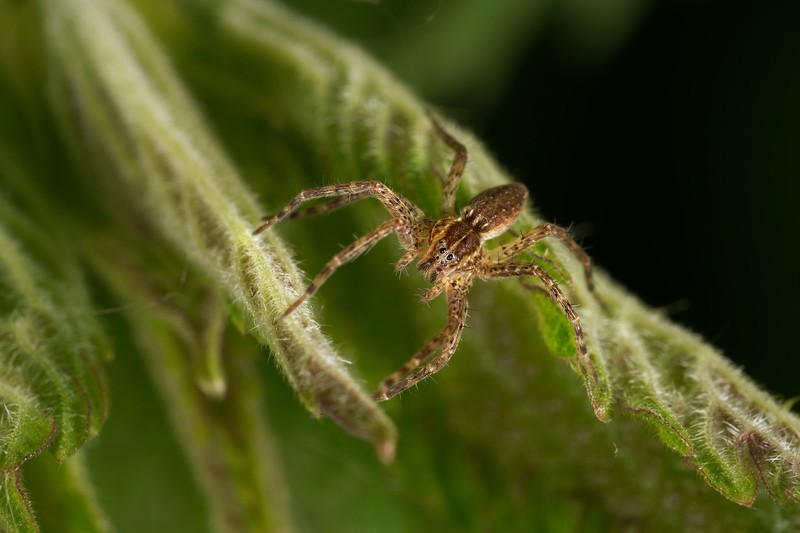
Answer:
xmin=279 ymin=218 xmax=402 ymax=318
xmin=481 ymin=262 xmax=599 ymax=388
xmin=253 ymin=180 xmax=423 ymax=241
xmin=374 ymin=279 xmax=470 ymax=401
xmin=261 ymin=189 xmax=374 ymax=224
xmin=253 ymin=180 xmax=425 ymax=318
xmin=497 ymin=223 xmax=603 ymax=306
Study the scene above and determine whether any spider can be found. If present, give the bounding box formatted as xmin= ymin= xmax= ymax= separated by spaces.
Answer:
xmin=254 ymin=112 xmax=600 ymax=402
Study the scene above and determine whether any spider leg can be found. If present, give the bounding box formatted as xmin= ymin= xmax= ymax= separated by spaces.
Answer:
xmin=253 ymin=180 xmax=424 ymax=248
xmin=496 ymin=248 xmax=571 ymax=288
xmin=280 ymin=218 xmax=402 ymax=318
xmin=480 ymin=262 xmax=599 ymax=388
xmin=374 ymin=280 xmax=470 ymax=401
xmin=427 ymin=111 xmax=467 ymax=217
xmin=497 ymin=223 xmax=603 ymax=306
xmin=395 ymin=250 xmax=417 ymax=272
xmin=420 ymin=283 xmax=444 ymax=302
xmin=515 ymin=277 xmax=552 ymax=300
xmin=261 ymin=190 xmax=373 ymax=222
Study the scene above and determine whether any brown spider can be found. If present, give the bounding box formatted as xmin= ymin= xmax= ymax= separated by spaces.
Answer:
xmin=254 ymin=113 xmax=600 ymax=402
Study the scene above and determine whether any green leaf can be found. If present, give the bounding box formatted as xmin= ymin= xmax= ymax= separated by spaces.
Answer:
xmin=170 ymin=0 xmax=799 ymax=509
xmin=40 ymin=0 xmax=395 ymax=461
xmin=1 ymin=0 xmax=799 ymax=530
xmin=0 ymin=191 xmax=110 ymax=531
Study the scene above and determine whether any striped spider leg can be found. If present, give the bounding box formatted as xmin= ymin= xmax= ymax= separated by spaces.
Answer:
xmin=253 ymin=181 xmax=428 ymax=317
xmin=254 ymin=112 xmax=600 ymax=402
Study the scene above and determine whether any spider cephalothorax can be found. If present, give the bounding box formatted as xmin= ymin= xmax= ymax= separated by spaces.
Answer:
xmin=254 ymin=113 xmax=599 ymax=402
xmin=418 ymin=219 xmax=479 ymax=283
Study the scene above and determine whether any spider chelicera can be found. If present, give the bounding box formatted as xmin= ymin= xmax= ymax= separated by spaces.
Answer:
xmin=254 ymin=112 xmax=600 ymax=402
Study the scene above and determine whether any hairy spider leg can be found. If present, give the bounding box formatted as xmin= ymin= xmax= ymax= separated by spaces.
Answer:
xmin=280 ymin=218 xmax=403 ymax=318
xmin=481 ymin=262 xmax=599 ymax=388
xmin=374 ymin=278 xmax=471 ymax=402
xmin=496 ymin=223 xmax=602 ymax=304
xmin=497 ymin=249 xmax=572 ymax=291
xmin=427 ymin=111 xmax=467 ymax=217
xmin=261 ymin=190 xmax=374 ymax=223
xmin=252 ymin=180 xmax=424 ymax=247
xmin=419 ymin=282 xmax=444 ymax=302
xmin=253 ymin=181 xmax=428 ymax=318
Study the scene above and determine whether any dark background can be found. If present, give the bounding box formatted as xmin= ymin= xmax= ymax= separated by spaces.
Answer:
xmin=482 ymin=1 xmax=800 ymax=401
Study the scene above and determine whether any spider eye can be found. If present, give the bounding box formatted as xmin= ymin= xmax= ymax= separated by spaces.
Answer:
xmin=439 ymin=247 xmax=447 ymax=254
xmin=446 ymin=253 xmax=453 ymax=261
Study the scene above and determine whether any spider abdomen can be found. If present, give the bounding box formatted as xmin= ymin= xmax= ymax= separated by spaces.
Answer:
xmin=460 ymin=183 xmax=528 ymax=240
